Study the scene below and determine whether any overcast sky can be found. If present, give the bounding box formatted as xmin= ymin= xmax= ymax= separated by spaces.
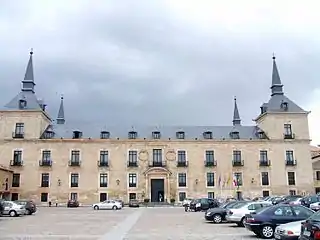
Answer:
xmin=0 ymin=0 xmax=319 ymax=144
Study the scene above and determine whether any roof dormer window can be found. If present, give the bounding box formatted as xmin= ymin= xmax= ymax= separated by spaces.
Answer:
xmin=281 ymin=101 xmax=288 ymax=111
xmin=100 ymin=131 xmax=110 ymax=139
xmin=203 ymin=131 xmax=213 ymax=139
xmin=257 ymin=130 xmax=267 ymax=139
xmin=18 ymin=99 xmax=27 ymax=109
xmin=152 ymin=131 xmax=161 ymax=139
xmin=43 ymin=131 xmax=55 ymax=139
xmin=72 ymin=131 xmax=82 ymax=139
xmin=176 ymin=131 xmax=185 ymax=139
xmin=230 ymin=131 xmax=240 ymax=139
xmin=128 ymin=131 xmax=137 ymax=139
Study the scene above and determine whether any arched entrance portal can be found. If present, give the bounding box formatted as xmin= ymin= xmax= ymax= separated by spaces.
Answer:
xmin=143 ymin=167 xmax=172 ymax=202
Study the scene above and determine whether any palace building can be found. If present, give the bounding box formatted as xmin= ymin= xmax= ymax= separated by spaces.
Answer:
xmin=0 ymin=51 xmax=314 ymax=204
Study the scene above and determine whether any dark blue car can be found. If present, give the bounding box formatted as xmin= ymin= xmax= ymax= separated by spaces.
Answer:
xmin=244 ymin=204 xmax=314 ymax=239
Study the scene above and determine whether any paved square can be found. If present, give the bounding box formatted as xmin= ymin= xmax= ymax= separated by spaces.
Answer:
xmin=0 ymin=207 xmax=258 ymax=239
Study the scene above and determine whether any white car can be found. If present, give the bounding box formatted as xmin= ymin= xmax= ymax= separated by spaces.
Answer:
xmin=225 ymin=201 xmax=272 ymax=227
xmin=1 ymin=201 xmax=26 ymax=216
xmin=310 ymin=202 xmax=320 ymax=211
xmin=274 ymin=220 xmax=304 ymax=239
xmin=92 ymin=200 xmax=122 ymax=210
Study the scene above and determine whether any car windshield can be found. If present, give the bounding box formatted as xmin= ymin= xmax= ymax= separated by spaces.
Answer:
xmin=232 ymin=202 xmax=248 ymax=209
xmin=307 ymin=211 xmax=320 ymax=222
xmin=15 ymin=201 xmax=26 ymax=205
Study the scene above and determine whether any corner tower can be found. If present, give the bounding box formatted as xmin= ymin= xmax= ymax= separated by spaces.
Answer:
xmin=0 ymin=50 xmax=51 ymax=139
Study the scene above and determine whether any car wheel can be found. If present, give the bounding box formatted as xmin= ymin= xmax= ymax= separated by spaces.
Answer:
xmin=26 ymin=209 xmax=31 ymax=215
xmin=240 ymin=217 xmax=246 ymax=227
xmin=112 ymin=206 xmax=117 ymax=210
xmin=261 ymin=225 xmax=274 ymax=239
xmin=94 ymin=205 xmax=99 ymax=210
xmin=212 ymin=214 xmax=222 ymax=224
xmin=9 ymin=210 xmax=16 ymax=217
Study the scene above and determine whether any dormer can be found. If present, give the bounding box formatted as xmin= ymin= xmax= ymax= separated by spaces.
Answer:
xmin=100 ymin=131 xmax=110 ymax=139
xmin=152 ymin=131 xmax=161 ymax=139
xmin=128 ymin=131 xmax=137 ymax=139
xmin=230 ymin=129 xmax=240 ymax=139
xmin=18 ymin=98 xmax=27 ymax=109
xmin=257 ymin=129 xmax=267 ymax=139
xmin=176 ymin=131 xmax=185 ymax=139
xmin=260 ymin=103 xmax=268 ymax=115
xmin=280 ymin=101 xmax=288 ymax=111
xmin=72 ymin=130 xmax=82 ymax=139
xmin=203 ymin=131 xmax=213 ymax=139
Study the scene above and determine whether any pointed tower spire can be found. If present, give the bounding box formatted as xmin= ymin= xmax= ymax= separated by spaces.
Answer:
xmin=22 ymin=49 xmax=36 ymax=93
xmin=233 ymin=96 xmax=241 ymax=126
xmin=56 ymin=95 xmax=65 ymax=124
xmin=271 ymin=54 xmax=284 ymax=96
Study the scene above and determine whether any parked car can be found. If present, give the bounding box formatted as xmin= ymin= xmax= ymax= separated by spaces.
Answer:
xmin=0 ymin=200 xmax=4 ymax=215
xmin=114 ymin=199 xmax=124 ymax=208
xmin=283 ymin=197 xmax=302 ymax=205
xmin=205 ymin=201 xmax=247 ymax=223
xmin=189 ymin=198 xmax=219 ymax=212
xmin=92 ymin=200 xmax=122 ymax=210
xmin=299 ymin=210 xmax=320 ymax=239
xmin=182 ymin=198 xmax=193 ymax=207
xmin=301 ymin=195 xmax=320 ymax=208
xmin=1 ymin=201 xmax=26 ymax=217
xmin=67 ymin=199 xmax=79 ymax=208
xmin=310 ymin=202 xmax=320 ymax=211
xmin=273 ymin=195 xmax=303 ymax=205
xmin=128 ymin=199 xmax=139 ymax=208
xmin=274 ymin=220 xmax=304 ymax=240
xmin=226 ymin=201 xmax=272 ymax=227
xmin=14 ymin=200 xmax=36 ymax=215
xmin=244 ymin=204 xmax=314 ymax=239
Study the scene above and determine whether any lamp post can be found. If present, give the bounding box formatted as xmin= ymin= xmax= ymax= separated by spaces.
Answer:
xmin=57 ymin=179 xmax=61 ymax=207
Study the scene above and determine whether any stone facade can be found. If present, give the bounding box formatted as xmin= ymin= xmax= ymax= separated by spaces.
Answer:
xmin=0 ymin=165 xmax=13 ymax=199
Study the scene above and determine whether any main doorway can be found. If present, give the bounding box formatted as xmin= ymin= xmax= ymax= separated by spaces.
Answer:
xmin=151 ymin=179 xmax=164 ymax=202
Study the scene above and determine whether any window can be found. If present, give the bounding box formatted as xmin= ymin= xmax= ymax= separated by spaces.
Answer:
xmin=233 ymin=150 xmax=242 ymax=161
xmin=289 ymin=189 xmax=296 ymax=195
xmin=284 ymin=124 xmax=292 ymax=136
xmin=72 ymin=131 xmax=82 ymax=139
xmin=273 ymin=206 xmax=293 ymax=216
xmin=178 ymin=192 xmax=186 ymax=201
xmin=70 ymin=173 xmax=79 ymax=187
xmin=41 ymin=173 xmax=50 ymax=187
xmin=234 ymin=172 xmax=243 ymax=186
xmin=13 ymin=150 xmax=22 ymax=163
xmin=286 ymin=150 xmax=294 ymax=162
xmin=205 ymin=150 xmax=214 ymax=162
xmin=316 ymin=171 xmax=320 ymax=181
xmin=177 ymin=150 xmax=186 ymax=163
xmin=100 ymin=173 xmax=108 ymax=187
xmin=287 ymin=172 xmax=296 ymax=185
xmin=203 ymin=131 xmax=213 ymax=139
xmin=281 ymin=102 xmax=288 ymax=110
xmin=208 ymin=192 xmax=215 ymax=199
xmin=152 ymin=131 xmax=161 ymax=139
xmin=100 ymin=131 xmax=110 ymax=139
xmin=100 ymin=193 xmax=107 ymax=202
xmin=207 ymin=173 xmax=215 ymax=187
xmin=129 ymin=193 xmax=137 ymax=200
xmin=292 ymin=206 xmax=314 ymax=218
xmin=178 ymin=173 xmax=187 ymax=187
xmin=128 ymin=131 xmax=137 ymax=139
xmin=11 ymin=193 xmax=19 ymax=201
xmin=230 ymin=131 xmax=240 ymax=139
xmin=261 ymin=172 xmax=269 ymax=186
xmin=100 ymin=151 xmax=109 ymax=164
xmin=14 ymin=123 xmax=24 ymax=135
xmin=262 ymin=190 xmax=270 ymax=197
xmin=71 ymin=150 xmax=80 ymax=162
xmin=128 ymin=150 xmax=137 ymax=163
xmin=129 ymin=173 xmax=137 ymax=187
xmin=12 ymin=173 xmax=20 ymax=187
xmin=42 ymin=150 xmax=51 ymax=161
xmin=260 ymin=150 xmax=268 ymax=162
xmin=176 ymin=131 xmax=185 ymax=139
xmin=70 ymin=192 xmax=78 ymax=200
xmin=153 ymin=149 xmax=162 ymax=163
xmin=41 ymin=193 xmax=48 ymax=202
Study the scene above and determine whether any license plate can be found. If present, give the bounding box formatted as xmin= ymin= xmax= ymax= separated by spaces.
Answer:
xmin=303 ymin=230 xmax=311 ymax=236
xmin=274 ymin=233 xmax=281 ymax=239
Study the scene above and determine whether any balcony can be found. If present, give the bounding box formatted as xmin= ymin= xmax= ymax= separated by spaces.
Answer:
xmin=204 ymin=160 xmax=217 ymax=167
xmin=149 ymin=161 xmax=166 ymax=167
xmin=285 ymin=160 xmax=297 ymax=166
xmin=69 ymin=160 xmax=81 ymax=167
xmin=177 ymin=161 xmax=188 ymax=167
xmin=10 ymin=160 xmax=23 ymax=166
xmin=41 ymin=182 xmax=49 ymax=187
xmin=284 ymin=133 xmax=295 ymax=139
xmin=70 ymin=183 xmax=78 ymax=188
xmin=12 ymin=182 xmax=20 ymax=188
xmin=259 ymin=160 xmax=271 ymax=167
xmin=39 ymin=160 xmax=52 ymax=167
xmin=232 ymin=160 xmax=244 ymax=167
xmin=127 ymin=161 xmax=138 ymax=167
xmin=12 ymin=132 xmax=24 ymax=139
xmin=98 ymin=161 xmax=109 ymax=167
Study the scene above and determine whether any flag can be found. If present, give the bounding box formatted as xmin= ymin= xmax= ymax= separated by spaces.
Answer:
xmin=222 ymin=175 xmax=226 ymax=187
xmin=233 ymin=174 xmax=238 ymax=187
xmin=226 ymin=174 xmax=231 ymax=185
xmin=218 ymin=175 xmax=221 ymax=187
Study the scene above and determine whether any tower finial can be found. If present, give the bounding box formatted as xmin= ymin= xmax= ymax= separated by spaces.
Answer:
xmin=30 ymin=48 xmax=34 ymax=55
xmin=272 ymin=52 xmax=276 ymax=60
xmin=232 ymin=97 xmax=241 ymax=126
xmin=22 ymin=49 xmax=35 ymax=92
xmin=271 ymin=55 xmax=284 ymax=96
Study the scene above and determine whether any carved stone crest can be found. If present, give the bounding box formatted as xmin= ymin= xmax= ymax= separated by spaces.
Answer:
xmin=166 ymin=149 xmax=176 ymax=161
xmin=138 ymin=150 xmax=149 ymax=161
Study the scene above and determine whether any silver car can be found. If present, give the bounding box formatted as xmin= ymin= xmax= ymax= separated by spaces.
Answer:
xmin=274 ymin=220 xmax=303 ymax=239
xmin=92 ymin=200 xmax=122 ymax=210
xmin=1 ymin=201 xmax=26 ymax=217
